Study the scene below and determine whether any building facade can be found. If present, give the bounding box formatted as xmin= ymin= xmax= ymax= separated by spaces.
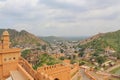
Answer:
xmin=0 ymin=31 xmax=21 ymax=79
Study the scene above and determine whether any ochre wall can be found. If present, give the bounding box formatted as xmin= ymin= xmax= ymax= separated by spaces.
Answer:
xmin=51 ymin=70 xmax=70 ymax=80
xmin=1 ymin=50 xmax=20 ymax=78
xmin=70 ymin=64 xmax=79 ymax=77
xmin=0 ymin=54 xmax=2 ymax=65
xmin=19 ymin=57 xmax=53 ymax=80
xmin=0 ymin=31 xmax=21 ymax=78
xmin=0 ymin=54 xmax=2 ymax=78
xmin=2 ymin=52 xmax=19 ymax=63
xmin=3 ymin=62 xmax=18 ymax=77
xmin=0 ymin=66 xmax=2 ymax=79
xmin=17 ymin=64 xmax=34 ymax=80
xmin=37 ymin=64 xmax=71 ymax=80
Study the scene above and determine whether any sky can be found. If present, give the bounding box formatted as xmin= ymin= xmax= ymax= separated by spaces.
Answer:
xmin=0 ymin=0 xmax=120 ymax=37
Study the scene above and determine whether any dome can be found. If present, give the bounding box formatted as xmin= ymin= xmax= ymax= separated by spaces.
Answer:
xmin=3 ymin=30 xmax=9 ymax=36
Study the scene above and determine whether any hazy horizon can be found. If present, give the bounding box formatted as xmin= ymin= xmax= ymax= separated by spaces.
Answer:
xmin=0 ymin=0 xmax=120 ymax=36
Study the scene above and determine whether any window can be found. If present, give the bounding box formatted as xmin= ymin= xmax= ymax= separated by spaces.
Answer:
xmin=13 ymin=57 xmax=16 ymax=60
xmin=9 ymin=58 xmax=11 ymax=60
xmin=4 ymin=58 xmax=7 ymax=61
xmin=54 ymin=78 xmax=59 ymax=80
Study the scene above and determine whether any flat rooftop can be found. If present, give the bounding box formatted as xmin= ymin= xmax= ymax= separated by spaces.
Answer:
xmin=10 ymin=70 xmax=26 ymax=80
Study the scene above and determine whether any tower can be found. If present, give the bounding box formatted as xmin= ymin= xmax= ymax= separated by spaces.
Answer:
xmin=2 ymin=30 xmax=10 ymax=49
xmin=0 ymin=30 xmax=21 ymax=79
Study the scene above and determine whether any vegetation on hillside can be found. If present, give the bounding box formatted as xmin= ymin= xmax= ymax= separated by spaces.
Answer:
xmin=78 ymin=30 xmax=120 ymax=58
xmin=33 ymin=54 xmax=61 ymax=70
xmin=0 ymin=29 xmax=46 ymax=47
xmin=21 ymin=49 xmax=31 ymax=58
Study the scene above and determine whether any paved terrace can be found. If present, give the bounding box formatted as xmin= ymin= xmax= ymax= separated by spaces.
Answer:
xmin=10 ymin=70 xmax=26 ymax=80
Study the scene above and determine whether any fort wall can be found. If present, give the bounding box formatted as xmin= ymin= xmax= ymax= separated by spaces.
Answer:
xmin=19 ymin=57 xmax=53 ymax=80
xmin=37 ymin=64 xmax=71 ymax=80
xmin=84 ymin=69 xmax=96 ymax=80
xmin=17 ymin=64 xmax=34 ymax=80
xmin=70 ymin=64 xmax=79 ymax=77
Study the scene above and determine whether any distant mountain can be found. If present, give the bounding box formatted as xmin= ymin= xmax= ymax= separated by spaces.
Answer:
xmin=79 ymin=30 xmax=120 ymax=52
xmin=0 ymin=29 xmax=47 ymax=48
xmin=40 ymin=36 xmax=65 ymax=43
xmin=62 ymin=36 xmax=88 ymax=41
xmin=41 ymin=36 xmax=88 ymax=43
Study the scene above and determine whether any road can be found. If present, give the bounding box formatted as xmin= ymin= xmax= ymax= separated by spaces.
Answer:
xmin=79 ymin=68 xmax=91 ymax=80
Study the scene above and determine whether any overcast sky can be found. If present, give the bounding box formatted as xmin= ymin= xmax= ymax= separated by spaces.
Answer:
xmin=0 ymin=0 xmax=120 ymax=37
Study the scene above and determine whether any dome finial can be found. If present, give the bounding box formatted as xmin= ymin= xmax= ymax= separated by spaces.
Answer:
xmin=3 ymin=30 xmax=9 ymax=36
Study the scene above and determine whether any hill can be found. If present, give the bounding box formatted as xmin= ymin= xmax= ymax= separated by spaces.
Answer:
xmin=62 ymin=36 xmax=88 ymax=41
xmin=0 ymin=29 xmax=47 ymax=48
xmin=40 ymin=36 xmax=66 ymax=43
xmin=41 ymin=36 xmax=88 ymax=43
xmin=79 ymin=30 xmax=120 ymax=53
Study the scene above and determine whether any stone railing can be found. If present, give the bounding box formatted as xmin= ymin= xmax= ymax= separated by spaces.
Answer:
xmin=19 ymin=57 xmax=53 ymax=80
xmin=70 ymin=64 xmax=79 ymax=78
xmin=17 ymin=64 xmax=34 ymax=80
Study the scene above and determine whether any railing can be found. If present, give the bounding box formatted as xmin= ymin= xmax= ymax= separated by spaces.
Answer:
xmin=19 ymin=57 xmax=53 ymax=80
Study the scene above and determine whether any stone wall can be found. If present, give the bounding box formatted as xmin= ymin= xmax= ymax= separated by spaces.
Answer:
xmin=70 ymin=64 xmax=79 ymax=77
xmin=37 ymin=64 xmax=71 ymax=80
xmin=16 ymin=64 xmax=34 ymax=80
xmin=19 ymin=57 xmax=53 ymax=80
xmin=84 ymin=69 xmax=96 ymax=80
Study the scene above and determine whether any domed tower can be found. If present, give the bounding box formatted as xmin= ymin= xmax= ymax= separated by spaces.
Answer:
xmin=2 ymin=30 xmax=10 ymax=49
xmin=0 ymin=30 xmax=21 ymax=78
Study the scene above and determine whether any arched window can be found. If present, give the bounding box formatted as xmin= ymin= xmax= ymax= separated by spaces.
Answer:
xmin=54 ymin=78 xmax=59 ymax=80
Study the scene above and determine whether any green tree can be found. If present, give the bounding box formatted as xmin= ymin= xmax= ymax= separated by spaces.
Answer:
xmin=79 ymin=61 xmax=85 ymax=66
xmin=42 ymin=45 xmax=47 ymax=50
xmin=96 ymin=56 xmax=106 ymax=65
xmin=21 ymin=49 xmax=31 ymax=58
xmin=79 ymin=52 xmax=84 ymax=57
xmin=33 ymin=54 xmax=60 ymax=69
xmin=60 ymin=49 xmax=64 ymax=53
xmin=59 ymin=56 xmax=65 ymax=60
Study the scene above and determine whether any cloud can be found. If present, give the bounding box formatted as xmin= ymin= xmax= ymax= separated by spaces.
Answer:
xmin=0 ymin=0 xmax=120 ymax=36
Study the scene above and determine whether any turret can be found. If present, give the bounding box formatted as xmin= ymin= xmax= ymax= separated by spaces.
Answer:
xmin=2 ymin=30 xmax=10 ymax=49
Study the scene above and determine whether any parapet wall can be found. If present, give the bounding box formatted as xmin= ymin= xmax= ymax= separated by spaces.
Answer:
xmin=19 ymin=57 xmax=53 ymax=80
xmin=17 ymin=64 xmax=34 ymax=80
xmin=84 ymin=69 xmax=96 ymax=80
xmin=70 ymin=64 xmax=79 ymax=77
xmin=37 ymin=64 xmax=67 ymax=72
xmin=37 ymin=63 xmax=71 ymax=80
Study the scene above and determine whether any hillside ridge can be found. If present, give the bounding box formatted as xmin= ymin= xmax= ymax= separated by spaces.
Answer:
xmin=0 ymin=29 xmax=47 ymax=48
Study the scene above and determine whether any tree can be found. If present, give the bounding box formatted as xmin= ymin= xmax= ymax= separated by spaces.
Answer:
xmin=79 ymin=52 xmax=84 ymax=57
xmin=70 ymin=59 xmax=77 ymax=64
xmin=113 ymin=52 xmax=120 ymax=59
xmin=33 ymin=54 xmax=60 ymax=69
xmin=60 ymin=49 xmax=64 ymax=53
xmin=42 ymin=45 xmax=47 ymax=50
xmin=21 ymin=49 xmax=31 ymax=58
xmin=79 ymin=61 xmax=85 ymax=66
xmin=59 ymin=56 xmax=65 ymax=60
xmin=74 ymin=51 xmax=77 ymax=53
xmin=96 ymin=56 xmax=106 ymax=65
